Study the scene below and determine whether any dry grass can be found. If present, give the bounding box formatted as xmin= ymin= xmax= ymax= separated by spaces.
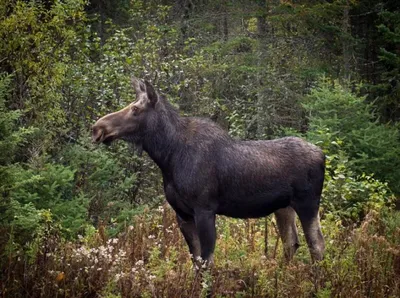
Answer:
xmin=1 ymin=206 xmax=400 ymax=298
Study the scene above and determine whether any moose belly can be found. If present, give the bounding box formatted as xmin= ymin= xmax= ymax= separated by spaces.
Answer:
xmin=216 ymin=188 xmax=292 ymax=219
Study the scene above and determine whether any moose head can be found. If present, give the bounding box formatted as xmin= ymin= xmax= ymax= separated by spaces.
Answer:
xmin=92 ymin=78 xmax=158 ymax=146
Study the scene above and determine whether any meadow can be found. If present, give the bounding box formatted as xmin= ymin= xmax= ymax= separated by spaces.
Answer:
xmin=3 ymin=205 xmax=399 ymax=297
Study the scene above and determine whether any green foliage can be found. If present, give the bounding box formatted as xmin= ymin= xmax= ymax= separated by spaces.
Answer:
xmin=11 ymin=163 xmax=75 ymax=208
xmin=3 ymin=160 xmax=87 ymax=240
xmin=0 ymin=74 xmax=36 ymax=187
xmin=304 ymin=81 xmax=397 ymax=220
xmin=308 ymin=128 xmax=395 ymax=222
xmin=1 ymin=199 xmax=43 ymax=252
xmin=373 ymin=6 xmax=400 ymax=121
xmin=0 ymin=0 xmax=87 ymax=136
xmin=304 ymin=80 xmax=400 ymax=193
xmin=0 ymin=73 xmax=42 ymax=260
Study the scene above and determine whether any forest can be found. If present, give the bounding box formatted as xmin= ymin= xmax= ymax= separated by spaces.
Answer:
xmin=1 ymin=0 xmax=400 ymax=297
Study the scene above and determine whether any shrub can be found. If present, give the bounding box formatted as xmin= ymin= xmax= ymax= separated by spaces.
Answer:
xmin=303 ymin=80 xmax=400 ymax=193
xmin=307 ymin=127 xmax=395 ymax=222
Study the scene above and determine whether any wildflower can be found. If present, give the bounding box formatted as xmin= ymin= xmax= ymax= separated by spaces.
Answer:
xmin=118 ymin=250 xmax=126 ymax=257
xmin=128 ymin=225 xmax=134 ymax=231
xmin=135 ymin=260 xmax=144 ymax=266
xmin=115 ymin=273 xmax=121 ymax=281
xmin=97 ymin=268 xmax=102 ymax=271
xmin=148 ymin=235 xmax=155 ymax=239
xmin=98 ymin=245 xmax=106 ymax=255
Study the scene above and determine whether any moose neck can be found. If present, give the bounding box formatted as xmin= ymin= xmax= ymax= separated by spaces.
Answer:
xmin=141 ymin=99 xmax=184 ymax=171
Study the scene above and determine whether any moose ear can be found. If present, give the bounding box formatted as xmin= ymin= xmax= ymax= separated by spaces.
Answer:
xmin=144 ymin=80 xmax=158 ymax=106
xmin=131 ymin=77 xmax=146 ymax=97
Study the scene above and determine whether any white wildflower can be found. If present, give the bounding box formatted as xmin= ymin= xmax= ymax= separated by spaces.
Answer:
xmin=118 ymin=250 xmax=126 ymax=258
xmin=135 ymin=260 xmax=144 ymax=266
xmin=115 ymin=273 xmax=121 ymax=282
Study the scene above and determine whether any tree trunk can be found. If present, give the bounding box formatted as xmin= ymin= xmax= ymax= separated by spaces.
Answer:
xmin=223 ymin=1 xmax=229 ymax=41
xmin=342 ymin=0 xmax=351 ymax=82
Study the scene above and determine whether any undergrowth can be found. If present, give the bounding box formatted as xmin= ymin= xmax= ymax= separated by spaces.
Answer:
xmin=1 ymin=205 xmax=399 ymax=298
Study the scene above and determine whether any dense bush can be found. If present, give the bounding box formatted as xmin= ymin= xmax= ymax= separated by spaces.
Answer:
xmin=304 ymin=80 xmax=400 ymax=193
xmin=307 ymin=128 xmax=395 ymax=222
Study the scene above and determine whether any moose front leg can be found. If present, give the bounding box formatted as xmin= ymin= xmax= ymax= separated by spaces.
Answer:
xmin=176 ymin=215 xmax=201 ymax=262
xmin=194 ymin=210 xmax=216 ymax=267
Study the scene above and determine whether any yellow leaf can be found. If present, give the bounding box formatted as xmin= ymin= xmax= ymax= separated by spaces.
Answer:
xmin=56 ymin=272 xmax=65 ymax=282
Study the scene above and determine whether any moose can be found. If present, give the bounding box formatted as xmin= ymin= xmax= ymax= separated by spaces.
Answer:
xmin=92 ymin=78 xmax=325 ymax=266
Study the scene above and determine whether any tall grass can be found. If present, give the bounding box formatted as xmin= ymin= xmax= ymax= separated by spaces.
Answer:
xmin=1 ymin=205 xmax=399 ymax=297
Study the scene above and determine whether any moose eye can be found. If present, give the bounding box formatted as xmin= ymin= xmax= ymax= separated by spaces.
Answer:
xmin=131 ymin=106 xmax=140 ymax=115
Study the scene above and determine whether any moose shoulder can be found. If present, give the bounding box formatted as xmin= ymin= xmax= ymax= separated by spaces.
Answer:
xmin=92 ymin=78 xmax=325 ymax=265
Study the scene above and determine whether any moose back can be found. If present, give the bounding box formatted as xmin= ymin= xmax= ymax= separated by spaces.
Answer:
xmin=92 ymin=78 xmax=325 ymax=265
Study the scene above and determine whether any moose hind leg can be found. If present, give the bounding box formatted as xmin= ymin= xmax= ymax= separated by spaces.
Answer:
xmin=275 ymin=206 xmax=300 ymax=261
xmin=293 ymin=203 xmax=325 ymax=262
xmin=176 ymin=215 xmax=201 ymax=262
